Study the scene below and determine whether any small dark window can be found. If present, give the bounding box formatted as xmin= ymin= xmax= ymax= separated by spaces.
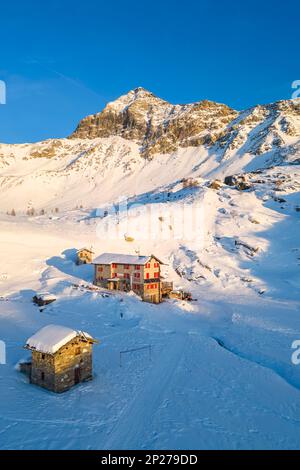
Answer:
xmin=75 ymin=347 xmax=81 ymax=355
xmin=41 ymin=372 xmax=45 ymax=381
xmin=42 ymin=354 xmax=45 ymax=360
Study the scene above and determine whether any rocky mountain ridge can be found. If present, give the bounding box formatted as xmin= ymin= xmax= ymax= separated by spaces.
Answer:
xmin=70 ymin=87 xmax=238 ymax=157
xmin=1 ymin=87 xmax=299 ymax=166
xmin=0 ymin=88 xmax=299 ymax=211
xmin=70 ymin=87 xmax=300 ymax=162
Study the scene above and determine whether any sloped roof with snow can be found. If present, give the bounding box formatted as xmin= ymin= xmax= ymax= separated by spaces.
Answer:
xmin=77 ymin=247 xmax=94 ymax=253
xmin=92 ymin=252 xmax=164 ymax=265
xmin=35 ymin=292 xmax=56 ymax=301
xmin=25 ymin=324 xmax=93 ymax=354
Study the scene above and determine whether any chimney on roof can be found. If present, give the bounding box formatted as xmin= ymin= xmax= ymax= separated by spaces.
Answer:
xmin=135 ymin=248 xmax=141 ymax=257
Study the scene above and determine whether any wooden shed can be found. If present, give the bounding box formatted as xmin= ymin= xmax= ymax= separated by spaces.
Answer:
xmin=24 ymin=324 xmax=98 ymax=393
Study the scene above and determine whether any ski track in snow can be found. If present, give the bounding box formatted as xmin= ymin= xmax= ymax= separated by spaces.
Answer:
xmin=103 ymin=333 xmax=188 ymax=450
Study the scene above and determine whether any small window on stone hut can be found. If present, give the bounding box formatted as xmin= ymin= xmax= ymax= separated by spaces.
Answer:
xmin=42 ymin=354 xmax=45 ymax=360
xmin=41 ymin=372 xmax=45 ymax=381
xmin=75 ymin=347 xmax=81 ymax=355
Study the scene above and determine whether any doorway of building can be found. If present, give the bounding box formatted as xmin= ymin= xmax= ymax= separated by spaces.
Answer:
xmin=74 ymin=367 xmax=81 ymax=384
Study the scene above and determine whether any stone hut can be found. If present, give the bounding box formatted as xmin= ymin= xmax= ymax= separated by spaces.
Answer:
xmin=76 ymin=247 xmax=94 ymax=265
xmin=23 ymin=324 xmax=98 ymax=393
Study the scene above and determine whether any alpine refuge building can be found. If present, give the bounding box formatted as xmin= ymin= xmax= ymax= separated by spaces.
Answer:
xmin=76 ymin=247 xmax=94 ymax=265
xmin=24 ymin=324 xmax=98 ymax=393
xmin=93 ymin=253 xmax=164 ymax=303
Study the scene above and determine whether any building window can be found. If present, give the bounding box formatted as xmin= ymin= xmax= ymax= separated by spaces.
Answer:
xmin=135 ymin=265 xmax=141 ymax=270
xmin=149 ymin=284 xmax=158 ymax=289
xmin=146 ymin=273 xmax=149 ymax=279
xmin=98 ymin=266 xmax=103 ymax=272
xmin=41 ymin=354 xmax=45 ymax=360
xmin=154 ymin=262 xmax=159 ymax=268
xmin=134 ymin=272 xmax=140 ymax=278
xmin=125 ymin=265 xmax=130 ymax=270
xmin=112 ymin=263 xmax=117 ymax=268
xmin=154 ymin=272 xmax=159 ymax=278
xmin=145 ymin=263 xmax=150 ymax=268
xmin=41 ymin=372 xmax=45 ymax=381
xmin=75 ymin=347 xmax=81 ymax=355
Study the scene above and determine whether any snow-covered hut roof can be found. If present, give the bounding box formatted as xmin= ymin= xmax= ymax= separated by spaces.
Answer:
xmin=92 ymin=252 xmax=164 ymax=265
xmin=35 ymin=292 xmax=56 ymax=302
xmin=25 ymin=324 xmax=95 ymax=354
xmin=77 ymin=247 xmax=94 ymax=254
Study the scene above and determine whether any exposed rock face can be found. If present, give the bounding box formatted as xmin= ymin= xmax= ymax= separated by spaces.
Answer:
xmin=216 ymin=99 xmax=300 ymax=162
xmin=70 ymin=87 xmax=238 ymax=157
xmin=28 ymin=139 xmax=63 ymax=159
xmin=70 ymin=88 xmax=300 ymax=163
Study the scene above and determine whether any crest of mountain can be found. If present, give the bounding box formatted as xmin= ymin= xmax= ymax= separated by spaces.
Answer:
xmin=68 ymin=87 xmax=300 ymax=163
xmin=0 ymin=87 xmax=299 ymax=210
xmin=70 ymin=87 xmax=238 ymax=157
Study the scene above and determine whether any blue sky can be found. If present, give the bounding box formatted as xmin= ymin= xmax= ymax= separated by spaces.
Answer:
xmin=0 ymin=0 xmax=299 ymax=143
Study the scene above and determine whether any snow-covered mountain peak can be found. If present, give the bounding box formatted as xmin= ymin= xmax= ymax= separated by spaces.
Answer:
xmin=0 ymin=89 xmax=299 ymax=212
xmin=104 ymin=86 xmax=166 ymax=113
xmin=70 ymin=92 xmax=300 ymax=162
xmin=70 ymin=88 xmax=237 ymax=156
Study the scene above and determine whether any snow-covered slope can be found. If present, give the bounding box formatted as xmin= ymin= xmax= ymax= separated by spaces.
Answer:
xmin=0 ymin=89 xmax=300 ymax=449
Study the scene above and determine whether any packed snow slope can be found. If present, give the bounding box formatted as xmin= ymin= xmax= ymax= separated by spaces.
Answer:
xmin=0 ymin=88 xmax=299 ymax=449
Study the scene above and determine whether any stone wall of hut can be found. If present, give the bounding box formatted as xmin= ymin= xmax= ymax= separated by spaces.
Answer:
xmin=30 ymin=337 xmax=93 ymax=393
xmin=53 ymin=338 xmax=93 ymax=393
xmin=31 ymin=350 xmax=56 ymax=390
